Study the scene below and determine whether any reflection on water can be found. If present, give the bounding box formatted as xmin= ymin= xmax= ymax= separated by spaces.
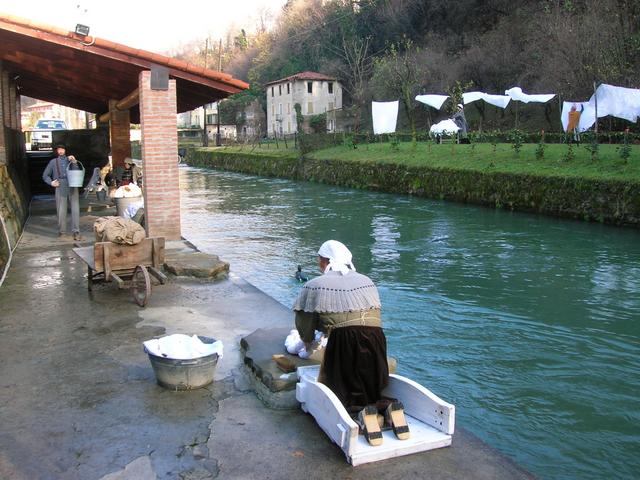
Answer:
xmin=180 ymin=167 xmax=640 ymax=480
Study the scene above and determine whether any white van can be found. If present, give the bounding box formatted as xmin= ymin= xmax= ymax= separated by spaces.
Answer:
xmin=31 ymin=119 xmax=67 ymax=151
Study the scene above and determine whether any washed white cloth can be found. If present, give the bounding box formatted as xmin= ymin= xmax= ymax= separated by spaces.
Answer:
xmin=590 ymin=83 xmax=640 ymax=122
xmin=284 ymin=329 xmax=327 ymax=358
xmin=415 ymin=94 xmax=449 ymax=110
xmin=505 ymin=87 xmax=555 ymax=104
xmin=143 ymin=334 xmax=223 ymax=360
xmin=123 ymin=200 xmax=144 ymax=220
xmin=318 ymin=240 xmax=355 ymax=275
xmin=114 ymin=183 xmax=142 ymax=198
xmin=463 ymin=91 xmax=511 ymax=109
xmin=561 ymin=101 xmax=596 ymax=133
xmin=372 ymin=101 xmax=399 ymax=134
xmin=429 ymin=119 xmax=460 ymax=134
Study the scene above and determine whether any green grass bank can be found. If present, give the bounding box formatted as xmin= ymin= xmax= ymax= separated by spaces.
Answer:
xmin=186 ymin=143 xmax=640 ymax=227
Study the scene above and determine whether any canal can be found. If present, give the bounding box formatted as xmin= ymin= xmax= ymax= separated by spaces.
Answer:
xmin=179 ymin=166 xmax=640 ymax=480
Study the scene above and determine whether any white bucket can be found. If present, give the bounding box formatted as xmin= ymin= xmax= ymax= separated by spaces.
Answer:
xmin=67 ymin=161 xmax=85 ymax=187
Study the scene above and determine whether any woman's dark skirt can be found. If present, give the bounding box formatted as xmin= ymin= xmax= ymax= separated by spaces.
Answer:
xmin=322 ymin=325 xmax=389 ymax=411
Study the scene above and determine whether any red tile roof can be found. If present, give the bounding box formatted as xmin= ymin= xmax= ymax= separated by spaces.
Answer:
xmin=0 ymin=14 xmax=249 ymax=121
xmin=265 ymin=71 xmax=336 ymax=86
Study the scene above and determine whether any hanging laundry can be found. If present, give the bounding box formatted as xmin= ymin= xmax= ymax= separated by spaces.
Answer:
xmin=415 ymin=94 xmax=449 ymax=110
xmin=590 ymin=84 xmax=640 ymax=122
xmin=372 ymin=101 xmax=399 ymax=134
xmin=463 ymin=91 xmax=511 ymax=109
xmin=505 ymin=87 xmax=555 ymax=104
xmin=560 ymin=101 xmax=595 ymax=133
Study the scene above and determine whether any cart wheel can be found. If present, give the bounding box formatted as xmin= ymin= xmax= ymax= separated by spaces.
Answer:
xmin=131 ymin=265 xmax=151 ymax=307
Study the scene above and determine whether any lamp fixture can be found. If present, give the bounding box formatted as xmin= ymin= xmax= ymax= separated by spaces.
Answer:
xmin=75 ymin=24 xmax=90 ymax=36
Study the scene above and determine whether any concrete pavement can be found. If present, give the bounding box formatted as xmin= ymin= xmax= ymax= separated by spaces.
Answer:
xmin=0 ymin=196 xmax=533 ymax=479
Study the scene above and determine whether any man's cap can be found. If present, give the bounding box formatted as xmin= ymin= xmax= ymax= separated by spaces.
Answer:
xmin=55 ymin=143 xmax=66 ymax=149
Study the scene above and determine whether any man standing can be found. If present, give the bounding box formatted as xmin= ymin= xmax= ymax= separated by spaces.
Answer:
xmin=42 ymin=144 xmax=82 ymax=240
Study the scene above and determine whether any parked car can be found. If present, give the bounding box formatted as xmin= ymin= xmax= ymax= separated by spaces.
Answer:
xmin=31 ymin=119 xmax=67 ymax=151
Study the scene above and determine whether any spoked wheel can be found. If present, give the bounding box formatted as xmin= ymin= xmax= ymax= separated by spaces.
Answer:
xmin=131 ymin=265 xmax=152 ymax=307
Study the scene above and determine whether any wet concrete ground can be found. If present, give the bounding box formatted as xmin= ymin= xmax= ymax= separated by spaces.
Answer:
xmin=0 ymin=197 xmax=533 ymax=479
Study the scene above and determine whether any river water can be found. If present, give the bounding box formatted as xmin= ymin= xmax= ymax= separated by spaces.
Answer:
xmin=179 ymin=166 xmax=640 ymax=480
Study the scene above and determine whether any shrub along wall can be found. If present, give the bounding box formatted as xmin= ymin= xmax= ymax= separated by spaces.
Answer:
xmin=187 ymin=149 xmax=640 ymax=228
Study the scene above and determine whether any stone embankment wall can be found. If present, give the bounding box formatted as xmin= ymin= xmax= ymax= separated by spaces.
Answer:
xmin=0 ymin=162 xmax=29 ymax=274
xmin=187 ymin=150 xmax=640 ymax=228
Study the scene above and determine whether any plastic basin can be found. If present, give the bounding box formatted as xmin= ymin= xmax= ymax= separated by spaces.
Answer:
xmin=144 ymin=336 xmax=219 ymax=391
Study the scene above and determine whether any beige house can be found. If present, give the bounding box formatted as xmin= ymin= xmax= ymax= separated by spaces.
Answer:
xmin=265 ymin=71 xmax=342 ymax=136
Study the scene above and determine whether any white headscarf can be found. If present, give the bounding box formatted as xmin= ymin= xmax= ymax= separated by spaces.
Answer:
xmin=317 ymin=240 xmax=356 ymax=275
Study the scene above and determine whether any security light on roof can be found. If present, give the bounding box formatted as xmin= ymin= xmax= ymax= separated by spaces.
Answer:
xmin=75 ymin=24 xmax=90 ymax=36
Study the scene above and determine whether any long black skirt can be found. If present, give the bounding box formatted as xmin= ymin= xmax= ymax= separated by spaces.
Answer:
xmin=321 ymin=326 xmax=389 ymax=411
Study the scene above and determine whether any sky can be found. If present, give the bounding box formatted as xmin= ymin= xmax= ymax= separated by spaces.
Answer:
xmin=0 ymin=0 xmax=287 ymax=53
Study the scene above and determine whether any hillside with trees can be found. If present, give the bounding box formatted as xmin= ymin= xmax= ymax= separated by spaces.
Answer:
xmin=171 ymin=0 xmax=640 ymax=133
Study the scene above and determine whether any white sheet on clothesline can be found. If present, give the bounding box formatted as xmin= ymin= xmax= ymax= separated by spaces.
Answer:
xmin=415 ymin=94 xmax=449 ymax=110
xmin=560 ymin=101 xmax=596 ymax=133
xmin=505 ymin=87 xmax=555 ymax=104
xmin=590 ymin=84 xmax=640 ymax=123
xmin=372 ymin=101 xmax=399 ymax=134
xmin=463 ymin=91 xmax=511 ymax=109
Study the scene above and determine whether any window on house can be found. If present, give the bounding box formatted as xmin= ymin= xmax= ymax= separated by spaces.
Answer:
xmin=287 ymin=103 xmax=291 ymax=114
xmin=279 ymin=85 xmax=282 ymax=95
xmin=328 ymin=102 xmax=334 ymax=111
xmin=272 ymin=105 xmax=275 ymax=115
xmin=271 ymin=87 xmax=274 ymax=97
xmin=279 ymin=103 xmax=283 ymax=114
xmin=307 ymin=102 xmax=314 ymax=114
xmin=288 ymin=121 xmax=291 ymax=132
xmin=307 ymin=81 xmax=313 ymax=94
xmin=328 ymin=82 xmax=333 ymax=94
xmin=287 ymin=83 xmax=290 ymax=94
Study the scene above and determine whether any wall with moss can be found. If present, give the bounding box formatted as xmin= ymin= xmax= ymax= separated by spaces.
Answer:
xmin=187 ymin=150 xmax=640 ymax=227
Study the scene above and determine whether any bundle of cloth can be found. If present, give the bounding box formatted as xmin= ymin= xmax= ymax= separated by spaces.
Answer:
xmin=93 ymin=216 xmax=145 ymax=245
xmin=113 ymin=183 xmax=142 ymax=199
xmin=429 ymin=119 xmax=460 ymax=135
xmin=284 ymin=329 xmax=327 ymax=359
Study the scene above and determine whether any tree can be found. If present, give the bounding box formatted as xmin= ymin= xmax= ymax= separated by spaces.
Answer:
xmin=371 ymin=38 xmax=427 ymax=143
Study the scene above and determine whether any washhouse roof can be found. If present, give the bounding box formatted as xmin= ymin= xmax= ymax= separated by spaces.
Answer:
xmin=0 ymin=14 xmax=249 ymax=122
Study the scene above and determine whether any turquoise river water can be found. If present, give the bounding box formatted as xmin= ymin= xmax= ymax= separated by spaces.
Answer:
xmin=179 ymin=166 xmax=640 ymax=480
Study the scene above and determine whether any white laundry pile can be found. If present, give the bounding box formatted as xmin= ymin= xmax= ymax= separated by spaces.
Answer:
xmin=372 ymin=100 xmax=399 ymax=134
xmin=429 ymin=119 xmax=460 ymax=135
xmin=284 ymin=329 xmax=327 ymax=359
xmin=415 ymin=94 xmax=449 ymax=110
xmin=560 ymin=101 xmax=596 ymax=133
xmin=505 ymin=87 xmax=555 ymax=104
xmin=463 ymin=91 xmax=511 ymax=109
xmin=124 ymin=200 xmax=144 ymax=220
xmin=114 ymin=183 xmax=142 ymax=198
xmin=591 ymin=84 xmax=640 ymax=122
xmin=143 ymin=334 xmax=223 ymax=360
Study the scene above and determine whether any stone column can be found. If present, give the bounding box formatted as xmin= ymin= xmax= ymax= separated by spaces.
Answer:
xmin=138 ymin=70 xmax=180 ymax=240
xmin=0 ymin=64 xmax=7 ymax=165
xmin=109 ymin=99 xmax=131 ymax=169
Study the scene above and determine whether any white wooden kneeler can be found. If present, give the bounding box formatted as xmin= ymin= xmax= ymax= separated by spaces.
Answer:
xmin=296 ymin=365 xmax=455 ymax=466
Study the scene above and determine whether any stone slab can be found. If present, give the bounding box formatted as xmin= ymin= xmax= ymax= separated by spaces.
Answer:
xmin=164 ymin=251 xmax=230 ymax=279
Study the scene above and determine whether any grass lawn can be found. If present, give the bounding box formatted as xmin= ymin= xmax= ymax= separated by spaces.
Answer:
xmin=306 ymin=142 xmax=640 ymax=182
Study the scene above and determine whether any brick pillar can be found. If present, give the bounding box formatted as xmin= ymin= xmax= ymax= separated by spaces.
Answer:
xmin=139 ymin=70 xmax=180 ymax=240
xmin=0 ymin=64 xmax=7 ymax=165
xmin=8 ymin=77 xmax=17 ymax=129
xmin=109 ymin=99 xmax=131 ymax=169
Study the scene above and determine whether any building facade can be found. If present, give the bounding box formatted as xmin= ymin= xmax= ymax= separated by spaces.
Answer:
xmin=265 ymin=71 xmax=342 ymax=136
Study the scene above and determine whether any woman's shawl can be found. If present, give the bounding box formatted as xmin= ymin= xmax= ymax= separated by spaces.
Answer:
xmin=293 ymin=271 xmax=381 ymax=313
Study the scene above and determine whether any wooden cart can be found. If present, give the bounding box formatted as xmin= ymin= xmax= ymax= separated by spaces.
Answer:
xmin=73 ymin=237 xmax=167 ymax=307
